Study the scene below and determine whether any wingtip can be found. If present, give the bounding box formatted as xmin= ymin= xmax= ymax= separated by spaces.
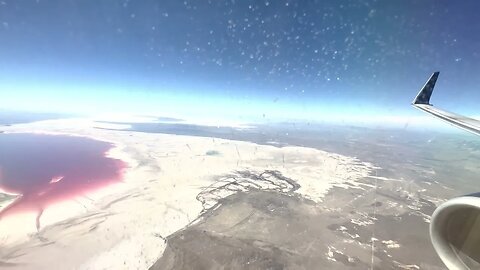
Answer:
xmin=412 ymin=71 xmax=440 ymax=105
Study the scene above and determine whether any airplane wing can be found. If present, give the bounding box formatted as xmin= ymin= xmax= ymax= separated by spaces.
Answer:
xmin=412 ymin=72 xmax=480 ymax=136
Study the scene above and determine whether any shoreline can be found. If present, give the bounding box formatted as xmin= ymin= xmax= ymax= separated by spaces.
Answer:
xmin=0 ymin=131 xmax=129 ymax=234
xmin=0 ymin=118 xmax=374 ymax=269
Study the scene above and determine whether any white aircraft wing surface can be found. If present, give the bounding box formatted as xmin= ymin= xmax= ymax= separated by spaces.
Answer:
xmin=412 ymin=72 xmax=480 ymax=136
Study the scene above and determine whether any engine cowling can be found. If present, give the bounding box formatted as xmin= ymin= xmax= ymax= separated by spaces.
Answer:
xmin=430 ymin=194 xmax=480 ymax=269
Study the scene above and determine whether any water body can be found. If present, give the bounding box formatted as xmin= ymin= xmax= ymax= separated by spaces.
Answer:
xmin=0 ymin=133 xmax=125 ymax=225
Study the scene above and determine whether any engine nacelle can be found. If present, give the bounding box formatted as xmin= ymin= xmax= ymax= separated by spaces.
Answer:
xmin=431 ymin=194 xmax=480 ymax=269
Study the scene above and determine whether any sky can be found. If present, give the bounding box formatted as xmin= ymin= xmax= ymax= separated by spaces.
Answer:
xmin=0 ymin=0 xmax=479 ymax=125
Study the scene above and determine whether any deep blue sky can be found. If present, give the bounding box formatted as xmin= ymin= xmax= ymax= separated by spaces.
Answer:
xmin=0 ymin=0 xmax=479 ymax=124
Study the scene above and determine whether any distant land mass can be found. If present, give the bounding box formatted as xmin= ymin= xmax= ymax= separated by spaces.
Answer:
xmin=0 ymin=110 xmax=74 ymax=125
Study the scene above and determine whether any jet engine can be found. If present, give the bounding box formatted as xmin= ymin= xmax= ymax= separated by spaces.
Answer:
xmin=430 ymin=194 xmax=480 ymax=269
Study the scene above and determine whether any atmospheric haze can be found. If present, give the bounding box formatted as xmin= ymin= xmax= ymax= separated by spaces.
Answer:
xmin=1 ymin=0 xmax=480 ymax=269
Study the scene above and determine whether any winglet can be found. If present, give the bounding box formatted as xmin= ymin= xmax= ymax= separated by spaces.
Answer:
xmin=412 ymin=72 xmax=440 ymax=105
